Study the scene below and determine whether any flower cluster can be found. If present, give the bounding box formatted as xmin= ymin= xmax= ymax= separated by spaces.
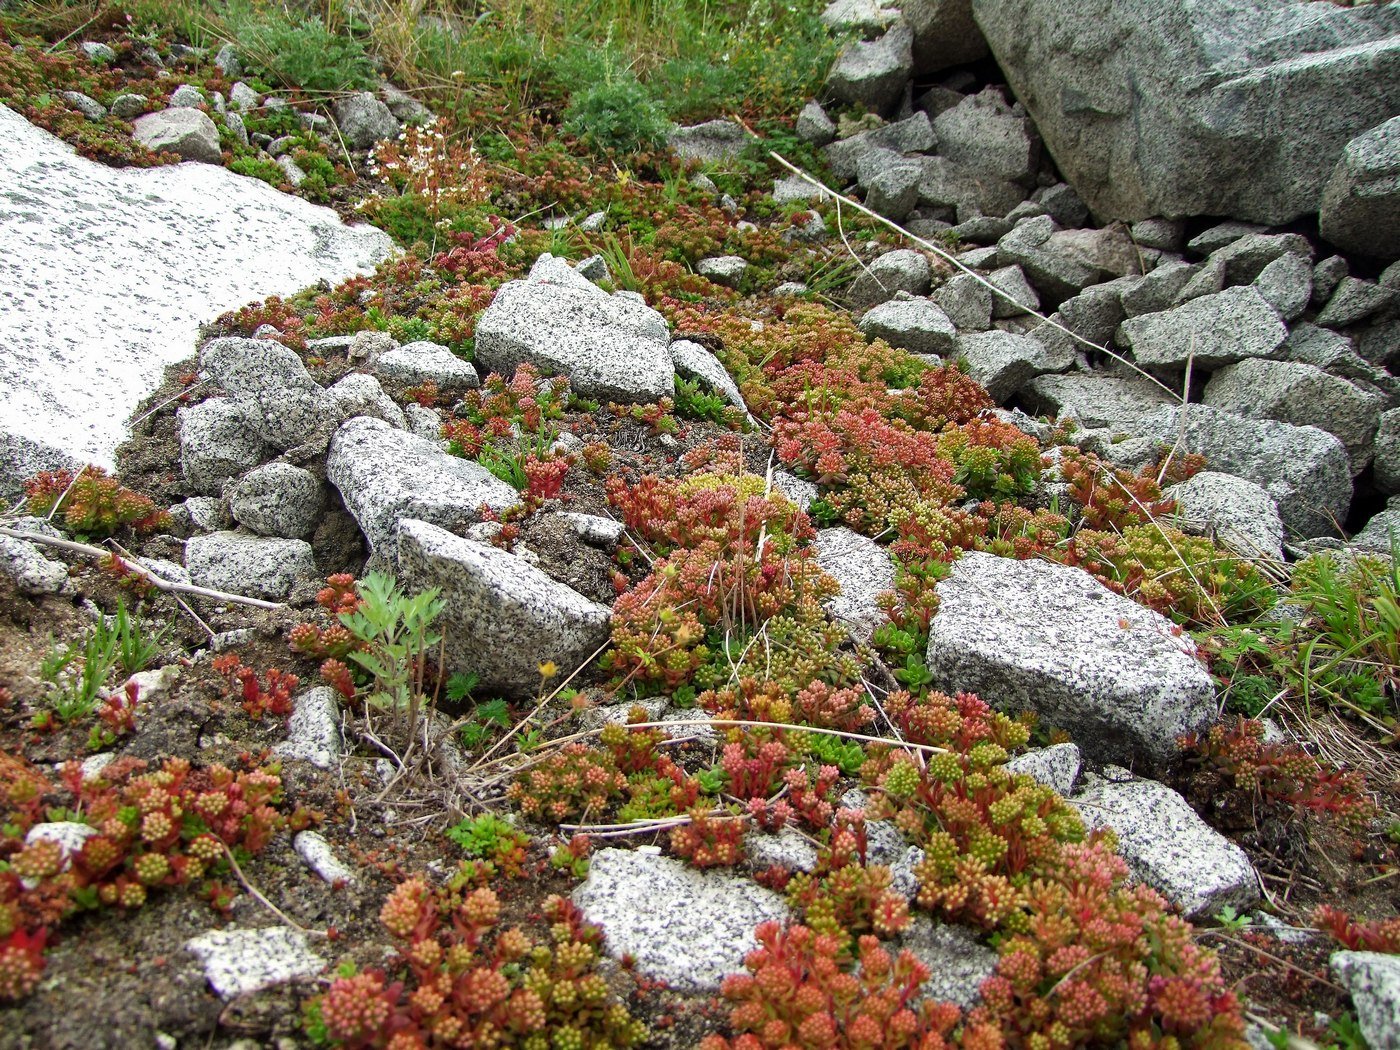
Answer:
xmin=506 ymin=744 xmax=626 ymax=823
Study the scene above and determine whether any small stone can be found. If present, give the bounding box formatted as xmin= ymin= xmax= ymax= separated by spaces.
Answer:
xmin=864 ymin=161 xmax=923 ymax=221
xmin=332 ymin=92 xmax=399 ymax=149
xmin=954 ymin=330 xmax=1054 ymax=402
xmin=554 ymin=512 xmax=626 ymax=549
xmin=1070 ymin=775 xmax=1258 ymax=919
xmin=110 ymin=93 xmax=147 ymax=119
xmin=229 ymin=82 xmax=260 ymax=112
xmin=80 ymin=41 xmax=116 ymax=64
xmin=668 ymin=120 xmax=747 ymax=163
xmin=167 ymin=84 xmax=204 ymax=109
xmin=1130 ymin=218 xmax=1184 ymax=252
xmin=1332 ymin=952 xmax=1400 ymax=1050
xmin=1004 ymin=743 xmax=1082 ymax=796
xmin=1167 ymin=472 xmax=1286 ymax=563
xmin=1253 ymin=252 xmax=1313 ymax=322
xmin=275 ymin=155 xmax=305 ymax=187
xmin=671 ymin=339 xmax=750 ymax=419
xmin=184 ymin=532 xmax=315 ymax=602
xmin=696 ymin=255 xmax=748 ymax=288
xmin=848 ymin=249 xmax=932 ymax=309
xmin=0 ymin=534 xmax=70 ymax=595
xmin=214 ymin=43 xmax=241 ymax=78
xmin=796 ymin=100 xmax=837 ymax=147
xmin=744 ymin=826 xmax=819 ymax=873
xmin=1117 ymin=287 xmax=1286 ymax=370
xmin=932 ymin=273 xmax=993 ymax=330
xmin=200 ymin=337 xmax=335 ymax=451
xmin=985 ymin=264 xmax=1039 ymax=318
xmin=859 ymin=298 xmax=957 ymax=355
xmin=815 ymin=527 xmax=897 ymax=643
xmin=1187 ymin=221 xmax=1266 ymax=257
xmin=62 ymin=91 xmax=106 ymax=121
xmin=132 ymin=108 xmax=222 ymax=163
xmin=327 ymin=372 xmax=407 ymax=430
xmin=274 ymin=687 xmax=344 ymax=769
xmin=824 ymin=20 xmax=914 ymax=114
xmin=229 ymin=463 xmax=324 ymax=539
xmin=185 ymin=927 xmax=326 ymax=1000
xmin=899 ymin=917 xmax=999 ymax=1010
xmin=293 ymin=831 xmax=356 ymax=886
xmin=1317 ymin=277 xmax=1397 ymax=329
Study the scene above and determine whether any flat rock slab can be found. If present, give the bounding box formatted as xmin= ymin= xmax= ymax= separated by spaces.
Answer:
xmin=395 ymin=519 xmax=612 ymax=696
xmin=326 ymin=416 xmax=521 ymax=553
xmin=185 ymin=926 xmax=326 ymax=1000
xmin=1332 ymin=951 xmax=1400 ymax=1050
xmin=815 ymin=527 xmax=897 ymax=643
xmin=925 ymin=551 xmax=1215 ymax=764
xmin=1070 ymin=775 xmax=1259 ymax=920
xmin=571 ymin=848 xmax=791 ymax=992
xmin=0 ymin=103 xmax=393 ymax=467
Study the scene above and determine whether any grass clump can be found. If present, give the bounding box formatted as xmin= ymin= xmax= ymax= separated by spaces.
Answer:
xmin=219 ymin=0 xmax=375 ymax=92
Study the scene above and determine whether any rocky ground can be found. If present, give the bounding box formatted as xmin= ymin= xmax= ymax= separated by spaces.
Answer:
xmin=1 ymin=1 xmax=1399 ymax=1048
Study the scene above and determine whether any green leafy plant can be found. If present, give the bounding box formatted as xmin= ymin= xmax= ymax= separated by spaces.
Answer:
xmin=337 ymin=572 xmax=445 ymax=713
xmin=444 ymin=813 xmax=530 ymax=876
xmin=221 ymin=2 xmax=375 ymax=92
xmin=35 ymin=618 xmax=120 ymax=725
xmin=111 ymin=600 xmax=166 ymax=676
xmin=562 ymin=76 xmax=669 ymax=157
xmin=675 ymin=375 xmax=744 ymax=429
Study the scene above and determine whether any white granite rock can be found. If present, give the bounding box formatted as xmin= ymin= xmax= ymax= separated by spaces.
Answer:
xmin=132 ymin=107 xmax=222 ymax=163
xmin=1167 ymin=471 xmax=1285 ymax=562
xmin=273 ymin=687 xmax=343 ymax=769
xmin=1332 ymin=951 xmax=1400 ymax=1050
xmin=1004 ymin=742 xmax=1081 ymax=797
xmin=326 ymin=416 xmax=521 ymax=552
xmin=0 ymin=103 xmax=392 ymax=468
xmin=178 ymin=398 xmax=267 ymax=495
xmin=185 ymin=926 xmax=326 ymax=1000
xmin=372 ymin=340 xmax=480 ymax=395
xmin=229 ymin=463 xmax=323 ymax=539
xmin=815 ymin=527 xmax=897 ymax=643
xmin=200 ymin=337 xmax=337 ymax=451
xmin=0 ymin=534 xmax=70 ymax=595
xmin=926 ymin=552 xmax=1215 ymax=764
xmin=671 ymin=338 xmax=750 ymax=420
xmin=395 ymin=519 xmax=612 ymax=696
xmin=1070 ymin=774 xmax=1258 ymax=919
xmin=1117 ymin=287 xmax=1287 ymax=370
xmin=899 ymin=916 xmax=999 ymax=1010
xmin=293 ymin=831 xmax=356 ymax=887
xmin=571 ymin=848 xmax=791 ymax=992
xmin=184 ymin=531 xmax=315 ymax=601
xmin=327 ymin=372 xmax=407 ymax=430
xmin=859 ymin=297 xmax=957 ymax=356
xmin=475 ymin=254 xmax=673 ymax=403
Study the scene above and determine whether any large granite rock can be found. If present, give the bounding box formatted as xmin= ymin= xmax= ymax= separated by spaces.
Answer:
xmin=971 ymin=0 xmax=1400 ymax=224
xmin=1118 ymin=287 xmax=1287 ymax=371
xmin=814 ymin=527 xmax=897 ymax=643
xmin=824 ymin=20 xmax=914 ymax=114
xmin=200 ymin=337 xmax=337 ymax=451
xmin=0 ymin=103 xmax=392 ymax=468
xmin=925 ymin=551 xmax=1215 ymax=764
xmin=1332 ymin=952 xmax=1400 ymax=1050
xmin=474 ymin=254 xmax=673 ymax=403
xmin=904 ymin=0 xmax=988 ymax=73
xmin=326 ymin=416 xmax=520 ymax=552
xmin=571 ymin=848 xmax=791 ymax=993
xmin=1320 ymin=117 xmax=1400 ymax=261
xmin=1136 ymin=405 xmax=1352 ymax=540
xmin=395 ymin=519 xmax=612 ymax=696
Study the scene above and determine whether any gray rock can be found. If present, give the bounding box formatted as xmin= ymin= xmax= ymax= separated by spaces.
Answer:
xmin=184 ymin=531 xmax=315 ymax=601
xmin=1204 ymin=359 xmax=1384 ymax=475
xmin=948 ymin=215 xmax=1012 ymax=245
xmin=773 ymin=281 xmax=810 ymax=298
xmin=167 ymin=84 xmax=204 ymax=109
xmin=864 ymin=161 xmax=924 ymax=221
xmin=554 ymin=512 xmax=626 ymax=549
xmin=377 ymin=83 xmax=430 ymax=126
xmin=668 ymin=120 xmax=746 ymax=163
xmin=1034 ymin=183 xmax=1090 ymax=228
xmin=80 ymin=41 xmax=116 ymax=64
xmin=475 ymin=254 xmax=674 ymax=403
xmin=326 ymin=416 xmax=520 ymax=553
xmin=1136 ymin=405 xmax=1352 ymax=540
xmin=273 ymin=687 xmax=343 ymax=770
xmin=327 ymin=372 xmax=406 ymax=430
xmin=859 ymin=297 xmax=957 ymax=356
xmin=796 ymin=100 xmax=837 ymax=147
xmin=848 ymin=249 xmax=931 ymax=309
xmin=214 ymin=43 xmax=241 ymax=78
xmin=200 ymin=337 xmax=335 ymax=451
xmin=1117 ymin=287 xmax=1286 ymax=370
xmin=1054 ymin=280 xmax=1130 ymax=347
xmin=1317 ymin=277 xmax=1397 ymax=329
xmin=404 ymin=404 xmax=444 ymax=443
xmin=178 ymin=398 xmax=267 ymax=495
xmin=275 ymin=156 xmax=305 ymax=187
xmin=1351 ymin=507 xmax=1400 ymax=554
xmin=1332 ymin=952 xmax=1400 ymax=1050
xmin=228 ymin=81 xmax=259 ymax=112
xmin=772 ymin=174 xmax=830 ymax=205
xmin=744 ymin=826 xmax=819 ymax=873
xmin=229 ymin=463 xmax=323 ymax=539
xmin=571 ymin=848 xmax=791 ymax=993
xmin=933 ymin=273 xmax=993 ymax=330
xmin=815 ymin=527 xmax=896 ymax=643
xmin=822 ymin=0 xmax=901 ymax=33
xmin=932 ymin=88 xmax=1038 ymax=186
xmin=1021 ymin=373 xmax=1175 ymax=429
xmin=293 ymin=831 xmax=355 ymax=887
xmin=575 ymin=254 xmax=609 ymax=282
xmin=1206 ymin=232 xmax=1312 ymax=286
xmin=825 ymin=113 xmax=936 ymax=182
xmin=671 ymin=339 xmax=749 ymax=419
xmin=696 ymin=255 xmax=748 ymax=288
xmin=178 ymin=496 xmax=229 ymax=534
xmin=395 ymin=519 xmax=611 ymax=696
xmin=902 ymin=0 xmax=987 ymax=73
xmin=985 ymin=264 xmax=1039 ymax=319
xmin=917 ymin=156 xmax=1026 ymax=222
xmin=1167 ymin=471 xmax=1285 ymax=563
xmin=132 ymin=108 xmax=222 ymax=163
xmin=1121 ymin=261 xmax=1198 ymax=317
xmin=0 ymin=433 xmax=79 ymax=505
xmin=825 ymin=20 xmax=914 ymax=114
xmin=62 ymin=91 xmax=106 ymax=121
xmin=1376 ymin=409 xmax=1400 ymax=495
xmin=185 ymin=927 xmax=326 ymax=1000
xmin=223 ymin=110 xmax=248 ymax=147
xmin=109 ymin=93 xmax=147 ymax=119
xmin=372 ymin=340 xmax=479 ymax=395
xmin=972 ymin=0 xmax=1400 ymax=224
xmin=1321 ymin=117 xmax=1400 ymax=261
xmin=332 ymin=92 xmax=399 ymax=149
xmin=925 ymin=551 xmax=1216 ymax=764
xmin=1314 ymin=255 xmax=1351 ymax=305
xmin=1130 ymin=218 xmax=1184 ymax=253
xmin=900 ymin=917 xmax=998 ymax=1010
xmin=771 ymin=471 xmax=818 ymax=512
xmin=997 ymin=216 xmax=1099 ymax=303
xmin=1253 ymin=252 xmax=1313 ymax=322
xmin=0 ymin=534 xmax=69 ymax=595
xmin=1004 ymin=743 xmax=1081 ymax=797
xmin=1358 ymin=320 xmax=1400 ymax=370
xmin=1046 ymin=225 xmax=1143 ymax=280
xmin=955 ymin=330 xmax=1054 ymax=402
xmin=1070 ymin=775 xmax=1258 ymax=919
